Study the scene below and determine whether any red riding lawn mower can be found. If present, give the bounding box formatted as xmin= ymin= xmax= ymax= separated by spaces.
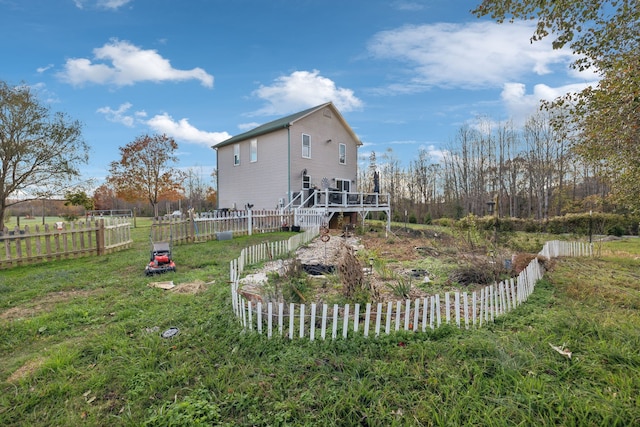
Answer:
xmin=145 ymin=237 xmax=176 ymax=276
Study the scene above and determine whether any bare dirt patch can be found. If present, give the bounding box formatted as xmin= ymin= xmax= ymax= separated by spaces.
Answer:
xmin=170 ymin=280 xmax=212 ymax=294
xmin=6 ymin=357 xmax=45 ymax=383
xmin=147 ymin=280 xmax=213 ymax=294
xmin=363 ymin=227 xmax=455 ymax=262
xmin=0 ymin=289 xmax=99 ymax=321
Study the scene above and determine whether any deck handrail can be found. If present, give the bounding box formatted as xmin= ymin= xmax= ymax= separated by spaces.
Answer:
xmin=283 ymin=189 xmax=389 ymax=211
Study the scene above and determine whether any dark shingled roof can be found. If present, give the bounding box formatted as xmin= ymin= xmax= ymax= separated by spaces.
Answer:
xmin=212 ymin=102 xmax=360 ymax=149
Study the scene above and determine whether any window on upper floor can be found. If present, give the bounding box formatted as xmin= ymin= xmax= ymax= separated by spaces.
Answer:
xmin=250 ymin=138 xmax=257 ymax=163
xmin=339 ymin=143 xmax=346 ymax=165
xmin=302 ymin=134 xmax=311 ymax=159
xmin=233 ymin=143 xmax=240 ymax=166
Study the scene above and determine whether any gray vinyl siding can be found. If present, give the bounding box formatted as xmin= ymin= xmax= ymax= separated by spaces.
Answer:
xmin=215 ymin=104 xmax=359 ymax=210
xmin=217 ymin=128 xmax=290 ymax=209
xmin=289 ymin=109 xmax=358 ymax=192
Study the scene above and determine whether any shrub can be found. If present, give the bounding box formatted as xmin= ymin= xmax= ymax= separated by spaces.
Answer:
xmin=434 ymin=217 xmax=454 ymax=228
xmin=448 ymin=261 xmax=501 ymax=286
xmin=541 ymin=212 xmax=638 ymax=236
xmin=607 ymin=224 xmax=625 ymax=237
xmin=281 ymin=259 xmax=311 ymax=303
xmin=371 ymin=257 xmax=395 ymax=280
xmin=388 ymin=275 xmax=412 ymax=298
xmin=262 ymin=259 xmax=312 ymax=303
xmin=497 ymin=217 xmax=515 ymax=232
xmin=523 ymin=219 xmax=541 ymax=233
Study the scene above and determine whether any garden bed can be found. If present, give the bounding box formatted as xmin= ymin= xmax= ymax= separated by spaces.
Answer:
xmin=239 ymin=225 xmax=518 ymax=306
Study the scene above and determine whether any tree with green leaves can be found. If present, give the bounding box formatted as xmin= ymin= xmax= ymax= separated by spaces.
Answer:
xmin=107 ymin=134 xmax=184 ymax=217
xmin=64 ymin=190 xmax=94 ymax=211
xmin=474 ymin=0 xmax=640 ymax=212
xmin=0 ymin=81 xmax=89 ymax=229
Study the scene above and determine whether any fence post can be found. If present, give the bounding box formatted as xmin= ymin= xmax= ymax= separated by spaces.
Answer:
xmin=96 ymin=219 xmax=105 ymax=256
xmin=189 ymin=215 xmax=195 ymax=242
xmin=248 ymin=209 xmax=253 ymax=236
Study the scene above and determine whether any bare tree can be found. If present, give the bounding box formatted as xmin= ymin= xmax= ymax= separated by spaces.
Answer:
xmin=523 ymin=112 xmax=558 ymax=219
xmin=381 ymin=148 xmax=403 ymax=217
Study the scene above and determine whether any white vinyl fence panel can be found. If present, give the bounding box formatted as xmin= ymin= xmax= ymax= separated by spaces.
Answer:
xmin=231 ymin=240 xmax=591 ymax=341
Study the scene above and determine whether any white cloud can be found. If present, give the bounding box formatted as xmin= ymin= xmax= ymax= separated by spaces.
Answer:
xmin=37 ymin=64 xmax=54 ymax=73
xmin=28 ymin=83 xmax=59 ymax=104
xmin=96 ymin=102 xmax=146 ymax=127
xmin=567 ymin=64 xmax=602 ymax=81
xmin=58 ymin=39 xmax=214 ymax=87
xmin=392 ymin=1 xmax=424 ymax=11
xmin=251 ymin=70 xmax=363 ymax=116
xmin=74 ymin=0 xmax=132 ymax=10
xmin=98 ymin=0 xmax=132 ymax=9
xmin=238 ymin=122 xmax=261 ymax=131
xmin=367 ymin=21 xmax=573 ymax=91
xmin=418 ymin=144 xmax=447 ymax=163
xmin=146 ymin=113 xmax=231 ymax=147
xmin=501 ymin=81 xmax=596 ymax=125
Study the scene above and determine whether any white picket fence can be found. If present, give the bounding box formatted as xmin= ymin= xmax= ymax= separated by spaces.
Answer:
xmin=229 ymin=227 xmax=320 ymax=280
xmin=152 ymin=209 xmax=315 ymax=244
xmin=539 ymin=239 xmax=593 ymax=258
xmin=230 ymin=239 xmax=592 ymax=340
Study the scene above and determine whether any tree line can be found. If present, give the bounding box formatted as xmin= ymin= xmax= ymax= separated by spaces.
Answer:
xmin=360 ymin=112 xmax=612 ymax=224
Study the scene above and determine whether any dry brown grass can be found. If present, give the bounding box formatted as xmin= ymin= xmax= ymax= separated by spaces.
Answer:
xmin=552 ymin=258 xmax=640 ymax=309
xmin=6 ymin=357 xmax=45 ymax=384
xmin=0 ymin=289 xmax=98 ymax=321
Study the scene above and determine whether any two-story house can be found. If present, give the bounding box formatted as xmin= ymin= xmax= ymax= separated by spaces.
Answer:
xmin=213 ymin=102 xmax=389 ymax=228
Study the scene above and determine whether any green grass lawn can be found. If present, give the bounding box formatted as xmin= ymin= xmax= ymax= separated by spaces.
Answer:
xmin=0 ymin=223 xmax=638 ymax=426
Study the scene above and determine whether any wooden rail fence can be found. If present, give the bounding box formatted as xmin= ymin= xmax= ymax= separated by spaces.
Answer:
xmin=0 ymin=217 xmax=132 ymax=269
xmin=230 ymin=239 xmax=593 ymax=341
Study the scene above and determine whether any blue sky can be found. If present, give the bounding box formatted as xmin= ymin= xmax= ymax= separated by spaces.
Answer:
xmin=1 ymin=0 xmax=598 ymax=189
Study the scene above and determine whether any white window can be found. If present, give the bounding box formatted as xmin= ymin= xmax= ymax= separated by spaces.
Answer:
xmin=250 ymin=138 xmax=257 ymax=163
xmin=233 ymin=143 xmax=240 ymax=166
xmin=302 ymin=134 xmax=311 ymax=158
xmin=339 ymin=143 xmax=346 ymax=165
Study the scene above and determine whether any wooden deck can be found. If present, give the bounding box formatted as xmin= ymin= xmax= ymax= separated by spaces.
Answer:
xmin=287 ymin=189 xmax=391 ymax=229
